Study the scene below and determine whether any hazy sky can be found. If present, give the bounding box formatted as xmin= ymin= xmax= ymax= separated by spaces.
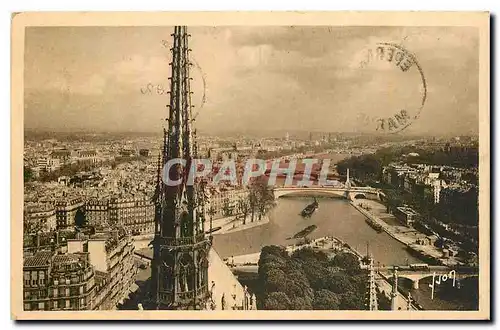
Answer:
xmin=24 ymin=26 xmax=479 ymax=135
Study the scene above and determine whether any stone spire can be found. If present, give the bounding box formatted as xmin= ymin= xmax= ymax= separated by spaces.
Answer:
xmin=367 ymin=257 xmax=378 ymax=311
xmin=149 ymin=26 xmax=210 ymax=310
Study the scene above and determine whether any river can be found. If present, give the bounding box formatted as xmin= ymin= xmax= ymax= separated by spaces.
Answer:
xmin=211 ymin=197 xmax=478 ymax=310
xmin=212 ymin=197 xmax=421 ymax=266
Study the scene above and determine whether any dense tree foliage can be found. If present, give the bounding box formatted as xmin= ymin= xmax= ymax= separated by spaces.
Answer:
xmin=291 ymin=247 xmax=329 ymax=263
xmin=247 ymin=176 xmax=276 ymax=222
xmin=337 ymin=154 xmax=382 ymax=182
xmin=337 ymin=145 xmax=479 ymax=181
xmin=433 ymin=186 xmax=479 ymax=227
xmin=437 ymin=277 xmax=479 ymax=310
xmin=331 ymin=252 xmax=362 ymax=275
xmin=258 ymin=246 xmax=366 ymax=310
xmin=404 ymin=147 xmax=478 ymax=168
xmin=24 ymin=166 xmax=34 ymax=183
xmin=313 ymin=289 xmax=340 ymax=310
xmin=326 ymin=273 xmax=356 ymax=294
xmin=262 ymin=292 xmax=292 ymax=310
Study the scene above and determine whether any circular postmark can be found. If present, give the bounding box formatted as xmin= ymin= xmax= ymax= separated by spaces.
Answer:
xmin=162 ymin=39 xmax=207 ymax=121
xmin=355 ymin=42 xmax=427 ymax=134
xmin=139 ymin=39 xmax=207 ymax=121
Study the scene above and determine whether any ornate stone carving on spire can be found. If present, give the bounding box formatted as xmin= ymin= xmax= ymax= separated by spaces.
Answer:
xmin=149 ymin=26 xmax=210 ymax=310
xmin=367 ymin=257 xmax=378 ymax=311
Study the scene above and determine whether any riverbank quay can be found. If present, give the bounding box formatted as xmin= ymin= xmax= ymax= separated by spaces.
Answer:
xmin=131 ymin=214 xmax=270 ymax=255
xmin=211 ymin=215 xmax=270 ymax=236
xmin=227 ymin=236 xmax=364 ymax=266
xmin=350 ymin=199 xmax=460 ymax=267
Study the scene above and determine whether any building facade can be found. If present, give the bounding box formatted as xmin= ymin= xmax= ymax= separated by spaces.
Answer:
xmin=206 ymin=187 xmax=249 ymax=220
xmin=139 ymin=149 xmax=150 ymax=157
xmin=67 ymin=227 xmax=137 ymax=310
xmin=37 ymin=157 xmax=61 ymax=172
xmin=85 ymin=198 xmax=110 ymax=227
xmin=108 ymin=197 xmax=155 ymax=235
xmin=394 ymin=206 xmax=420 ymax=227
xmin=55 ymin=198 xmax=85 ymax=229
xmin=383 ymin=163 xmax=448 ymax=205
xmin=50 ymin=149 xmax=72 ymax=164
xmin=76 ymin=150 xmax=98 ymax=165
xmin=23 ymin=251 xmax=96 ymax=311
xmin=24 ymin=203 xmax=57 ymax=233
xmin=23 ymin=228 xmax=137 ymax=311
xmin=82 ymin=196 xmax=155 ymax=235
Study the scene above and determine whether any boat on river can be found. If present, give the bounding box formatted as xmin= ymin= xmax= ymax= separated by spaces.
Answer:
xmin=300 ymin=198 xmax=319 ymax=218
xmin=205 ymin=226 xmax=222 ymax=234
xmin=365 ymin=218 xmax=383 ymax=233
xmin=288 ymin=224 xmax=318 ymax=240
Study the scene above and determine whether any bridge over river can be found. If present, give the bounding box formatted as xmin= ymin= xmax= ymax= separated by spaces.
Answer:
xmin=273 ymin=186 xmax=384 ymax=201
xmin=377 ymin=266 xmax=479 ymax=289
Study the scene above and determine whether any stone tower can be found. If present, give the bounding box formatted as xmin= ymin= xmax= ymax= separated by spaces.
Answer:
xmin=149 ymin=26 xmax=210 ymax=310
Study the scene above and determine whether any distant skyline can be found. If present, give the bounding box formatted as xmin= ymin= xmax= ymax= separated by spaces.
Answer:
xmin=24 ymin=26 xmax=479 ymax=136
xmin=23 ymin=127 xmax=477 ymax=140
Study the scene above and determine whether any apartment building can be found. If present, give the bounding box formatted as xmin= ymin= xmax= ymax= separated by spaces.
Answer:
xmin=22 ymin=226 xmax=138 ymax=311
xmin=23 ymin=251 xmax=96 ymax=311
xmin=55 ymin=197 xmax=85 ymax=229
xmin=108 ymin=197 xmax=155 ymax=235
xmin=24 ymin=203 xmax=57 ymax=233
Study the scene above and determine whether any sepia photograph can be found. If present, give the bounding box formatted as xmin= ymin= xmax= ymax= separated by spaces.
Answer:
xmin=11 ymin=12 xmax=490 ymax=320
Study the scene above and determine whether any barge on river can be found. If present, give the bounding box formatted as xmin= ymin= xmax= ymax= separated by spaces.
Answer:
xmin=365 ymin=218 xmax=383 ymax=233
xmin=301 ymin=198 xmax=319 ymax=218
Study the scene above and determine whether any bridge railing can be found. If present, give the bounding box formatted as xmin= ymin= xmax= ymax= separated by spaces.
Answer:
xmin=274 ymin=186 xmax=380 ymax=193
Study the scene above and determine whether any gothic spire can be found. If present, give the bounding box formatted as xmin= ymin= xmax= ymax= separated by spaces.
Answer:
xmin=149 ymin=26 xmax=210 ymax=310
xmin=367 ymin=257 xmax=378 ymax=311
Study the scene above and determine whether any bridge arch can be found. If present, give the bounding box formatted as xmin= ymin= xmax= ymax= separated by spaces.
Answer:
xmin=273 ymin=187 xmax=381 ymax=200
xmin=351 ymin=193 xmax=367 ymax=199
xmin=389 ymin=272 xmax=478 ymax=290
xmin=273 ymin=188 xmax=346 ymax=199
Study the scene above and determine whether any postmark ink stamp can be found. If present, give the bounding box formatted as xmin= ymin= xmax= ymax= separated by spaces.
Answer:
xmin=357 ymin=42 xmax=427 ymax=133
xmin=141 ymin=39 xmax=207 ymax=121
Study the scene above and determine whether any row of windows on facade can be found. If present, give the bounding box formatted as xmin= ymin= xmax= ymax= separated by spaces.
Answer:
xmin=86 ymin=212 xmax=154 ymax=220
xmin=24 ymin=284 xmax=89 ymax=299
xmin=107 ymin=213 xmax=154 ymax=219
xmin=87 ymin=203 xmax=153 ymax=212
xmin=115 ymin=209 xmax=154 ymax=213
xmin=24 ymin=298 xmax=86 ymax=311
xmin=110 ymin=214 xmax=154 ymax=219
xmin=24 ymin=271 xmax=93 ymax=288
